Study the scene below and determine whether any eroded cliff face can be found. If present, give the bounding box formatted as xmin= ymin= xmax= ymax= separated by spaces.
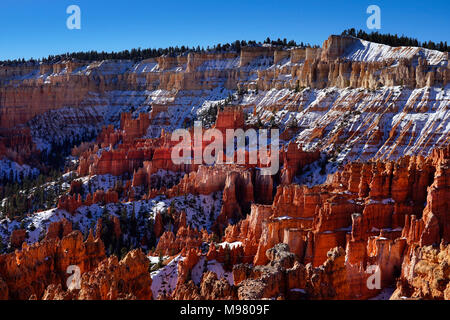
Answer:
xmin=0 ymin=35 xmax=448 ymax=300
xmin=1 ymin=35 xmax=448 ymax=167
xmin=42 ymin=249 xmax=152 ymax=300
xmin=146 ymin=145 xmax=448 ymax=300
xmin=0 ymin=145 xmax=447 ymax=300
xmin=392 ymin=243 xmax=450 ymax=300
xmin=0 ymin=220 xmax=151 ymax=300
xmin=0 ymin=227 xmax=105 ymax=299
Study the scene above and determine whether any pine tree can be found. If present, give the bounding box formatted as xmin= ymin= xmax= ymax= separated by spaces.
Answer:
xmin=157 ymin=252 xmax=164 ymax=268
xmin=120 ymin=247 xmax=128 ymax=259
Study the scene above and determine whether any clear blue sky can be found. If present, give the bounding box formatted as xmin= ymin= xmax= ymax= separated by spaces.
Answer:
xmin=1 ymin=0 xmax=449 ymax=60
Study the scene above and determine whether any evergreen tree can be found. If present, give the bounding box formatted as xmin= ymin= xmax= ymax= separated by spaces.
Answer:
xmin=341 ymin=29 xmax=448 ymax=52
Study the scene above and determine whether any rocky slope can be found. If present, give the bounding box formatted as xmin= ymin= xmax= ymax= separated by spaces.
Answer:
xmin=0 ymin=34 xmax=448 ymax=300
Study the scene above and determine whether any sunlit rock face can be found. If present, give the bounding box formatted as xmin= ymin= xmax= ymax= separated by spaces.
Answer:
xmin=0 ymin=35 xmax=448 ymax=300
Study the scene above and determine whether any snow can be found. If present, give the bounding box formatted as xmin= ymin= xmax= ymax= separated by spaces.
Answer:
xmin=0 ymin=40 xmax=447 ymax=296
xmin=205 ymin=259 xmax=234 ymax=285
xmin=241 ymin=85 xmax=450 ymax=168
xmin=190 ymin=257 xmax=235 ymax=286
xmin=27 ymin=88 xmax=162 ymax=150
xmin=196 ymin=58 xmax=240 ymax=71
xmin=130 ymin=60 xmax=159 ymax=73
xmin=382 ymin=198 xmax=395 ymax=204
xmin=240 ymin=56 xmax=274 ymax=72
xmin=75 ymin=60 xmax=135 ymax=76
xmin=290 ymin=288 xmax=306 ymax=293
xmin=28 ymin=105 xmax=121 ymax=152
xmin=367 ymin=198 xmax=395 ymax=205
xmin=0 ymin=207 xmax=94 ymax=246
xmin=16 ymin=42 xmax=446 ymax=161
xmin=274 ymin=216 xmax=293 ymax=221
xmin=369 ymin=287 xmax=395 ymax=300
xmin=150 ymin=255 xmax=184 ymax=298
xmin=62 ymin=171 xmax=77 ymax=180
xmin=150 ymin=255 xmax=233 ymax=297
xmin=146 ymin=192 xmax=222 ymax=232
xmin=0 ymin=158 xmax=39 ymax=182
xmin=78 ymin=174 xmax=121 ymax=195
xmin=150 ymin=169 xmax=185 ymax=189
xmin=0 ymin=191 xmax=222 ymax=248
xmin=144 ymin=87 xmax=235 ymax=138
xmin=191 ymin=256 xmax=208 ymax=285
xmin=217 ymin=241 xmax=243 ymax=249
xmin=148 ymin=255 xmax=168 ymax=265
xmin=294 ymin=155 xmax=337 ymax=187
xmin=344 ymin=39 xmax=448 ymax=66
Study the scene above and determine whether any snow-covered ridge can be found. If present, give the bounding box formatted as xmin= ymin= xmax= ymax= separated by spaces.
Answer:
xmin=243 ymin=85 xmax=450 ymax=163
xmin=0 ymin=191 xmax=222 ymax=250
xmin=0 ymin=159 xmax=39 ymax=182
xmin=74 ymin=60 xmax=135 ymax=76
xmin=28 ymin=104 xmax=129 ymax=152
xmin=2 ymin=36 xmax=447 ymax=86
xmin=343 ymin=38 xmax=448 ymax=66
xmin=196 ymin=57 xmax=240 ymax=71
xmin=150 ymin=255 xmax=233 ymax=298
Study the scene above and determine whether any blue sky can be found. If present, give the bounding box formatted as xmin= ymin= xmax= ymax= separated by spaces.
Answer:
xmin=0 ymin=0 xmax=449 ymax=60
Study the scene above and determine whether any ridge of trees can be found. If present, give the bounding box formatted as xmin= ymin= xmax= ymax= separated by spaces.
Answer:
xmin=0 ymin=38 xmax=310 ymax=66
xmin=341 ymin=29 xmax=448 ymax=52
xmin=4 ymin=30 xmax=446 ymax=67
